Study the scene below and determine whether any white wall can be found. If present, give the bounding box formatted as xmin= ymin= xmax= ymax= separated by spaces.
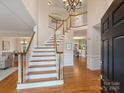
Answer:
xmin=38 ymin=0 xmax=54 ymax=46
xmin=23 ymin=0 xmax=54 ymax=46
xmin=64 ymin=30 xmax=74 ymax=66
xmin=0 ymin=0 xmax=35 ymax=35
xmin=22 ymin=0 xmax=38 ymax=23
xmin=87 ymin=0 xmax=113 ymax=70
xmin=71 ymin=14 xmax=87 ymax=27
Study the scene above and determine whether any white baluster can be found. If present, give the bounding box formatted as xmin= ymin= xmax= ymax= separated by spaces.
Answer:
xmin=18 ymin=53 xmax=22 ymax=84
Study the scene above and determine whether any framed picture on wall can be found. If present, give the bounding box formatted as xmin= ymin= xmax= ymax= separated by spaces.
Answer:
xmin=2 ymin=41 xmax=10 ymax=50
xmin=66 ymin=43 xmax=72 ymax=50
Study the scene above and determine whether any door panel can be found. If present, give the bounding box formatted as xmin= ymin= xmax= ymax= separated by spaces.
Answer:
xmin=112 ymin=1 xmax=124 ymax=25
xmin=103 ymin=40 xmax=109 ymax=80
xmin=101 ymin=0 xmax=124 ymax=93
xmin=113 ymin=36 xmax=124 ymax=93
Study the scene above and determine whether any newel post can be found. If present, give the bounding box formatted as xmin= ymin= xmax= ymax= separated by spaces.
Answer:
xmin=18 ymin=53 xmax=22 ymax=84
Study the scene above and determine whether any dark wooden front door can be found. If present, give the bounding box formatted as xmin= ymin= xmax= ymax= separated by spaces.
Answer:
xmin=101 ymin=0 xmax=124 ymax=93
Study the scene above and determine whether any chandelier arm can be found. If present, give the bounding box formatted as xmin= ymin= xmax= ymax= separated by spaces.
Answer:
xmin=68 ymin=0 xmax=71 ymax=6
xmin=72 ymin=0 xmax=76 ymax=6
xmin=77 ymin=0 xmax=80 ymax=5
xmin=63 ymin=0 xmax=82 ymax=12
xmin=71 ymin=0 xmax=75 ymax=6
xmin=63 ymin=4 xmax=71 ymax=12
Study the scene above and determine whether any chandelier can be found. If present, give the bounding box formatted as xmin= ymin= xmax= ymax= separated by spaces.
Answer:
xmin=62 ymin=0 xmax=82 ymax=12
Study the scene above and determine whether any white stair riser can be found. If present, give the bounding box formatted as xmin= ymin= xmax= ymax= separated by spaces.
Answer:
xmin=50 ymin=36 xmax=64 ymax=39
xmin=50 ymin=37 xmax=63 ymax=40
xmin=28 ymin=73 xmax=57 ymax=79
xmin=28 ymin=67 xmax=56 ymax=72
xmin=45 ymin=44 xmax=54 ymax=46
xmin=45 ymin=43 xmax=60 ymax=45
xmin=35 ymin=46 xmax=54 ymax=48
xmin=17 ymin=80 xmax=64 ymax=89
xmin=45 ymin=44 xmax=54 ymax=47
xmin=32 ymin=52 xmax=55 ymax=55
xmin=30 ymin=57 xmax=56 ymax=60
xmin=30 ymin=62 xmax=56 ymax=66
xmin=45 ymin=42 xmax=54 ymax=44
xmin=46 ymin=40 xmax=62 ymax=43
xmin=33 ymin=49 xmax=55 ymax=51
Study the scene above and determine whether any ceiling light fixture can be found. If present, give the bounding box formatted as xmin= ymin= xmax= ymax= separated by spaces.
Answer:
xmin=48 ymin=0 xmax=52 ymax=6
xmin=62 ymin=0 xmax=83 ymax=12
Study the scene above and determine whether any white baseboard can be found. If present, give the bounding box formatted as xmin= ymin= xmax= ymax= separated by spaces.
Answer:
xmin=64 ymin=54 xmax=74 ymax=67
xmin=17 ymin=80 xmax=64 ymax=89
xmin=64 ymin=63 xmax=74 ymax=67
xmin=87 ymin=55 xmax=101 ymax=71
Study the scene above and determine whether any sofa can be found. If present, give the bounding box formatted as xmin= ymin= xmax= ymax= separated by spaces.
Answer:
xmin=0 ymin=52 xmax=13 ymax=70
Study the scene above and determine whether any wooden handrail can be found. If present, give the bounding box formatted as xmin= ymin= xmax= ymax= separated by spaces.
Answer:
xmin=57 ymin=51 xmax=63 ymax=54
xmin=26 ymin=32 xmax=35 ymax=54
xmin=49 ymin=15 xmax=64 ymax=31
xmin=64 ymin=15 xmax=70 ymax=21
xmin=49 ymin=15 xmax=58 ymax=21
xmin=49 ymin=15 xmax=63 ymax=22
xmin=70 ymin=15 xmax=72 ymax=28
xmin=48 ymin=26 xmax=56 ymax=30
xmin=55 ymin=21 xmax=64 ymax=31
xmin=63 ymin=20 xmax=65 ymax=35
xmin=54 ymin=16 xmax=70 ymax=53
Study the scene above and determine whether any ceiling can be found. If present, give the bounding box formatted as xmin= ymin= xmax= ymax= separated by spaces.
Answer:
xmin=49 ymin=0 xmax=87 ymax=19
xmin=0 ymin=0 xmax=35 ymax=37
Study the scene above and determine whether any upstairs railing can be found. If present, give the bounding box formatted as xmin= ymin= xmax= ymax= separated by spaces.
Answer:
xmin=49 ymin=12 xmax=87 ymax=30
xmin=49 ymin=15 xmax=64 ymax=30
xmin=18 ymin=32 xmax=35 ymax=84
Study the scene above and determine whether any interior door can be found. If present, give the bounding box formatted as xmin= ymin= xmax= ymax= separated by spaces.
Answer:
xmin=101 ymin=0 xmax=124 ymax=93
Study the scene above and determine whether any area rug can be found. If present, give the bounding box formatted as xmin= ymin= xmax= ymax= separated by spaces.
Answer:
xmin=0 ymin=67 xmax=17 ymax=81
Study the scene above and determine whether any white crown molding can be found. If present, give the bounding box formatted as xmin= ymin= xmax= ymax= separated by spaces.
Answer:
xmin=0 ymin=30 xmax=33 ymax=37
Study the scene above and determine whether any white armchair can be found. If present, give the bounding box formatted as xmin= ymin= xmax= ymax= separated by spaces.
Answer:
xmin=0 ymin=52 xmax=13 ymax=70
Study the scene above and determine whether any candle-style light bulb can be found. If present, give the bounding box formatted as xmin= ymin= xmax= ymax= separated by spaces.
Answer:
xmin=66 ymin=3 xmax=69 ymax=6
xmin=63 ymin=0 xmax=66 ymax=2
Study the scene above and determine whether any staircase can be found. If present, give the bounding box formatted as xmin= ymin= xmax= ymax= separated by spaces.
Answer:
xmin=17 ymin=34 xmax=64 ymax=89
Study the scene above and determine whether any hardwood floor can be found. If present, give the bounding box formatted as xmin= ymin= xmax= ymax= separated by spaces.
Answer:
xmin=0 ymin=57 xmax=100 ymax=93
